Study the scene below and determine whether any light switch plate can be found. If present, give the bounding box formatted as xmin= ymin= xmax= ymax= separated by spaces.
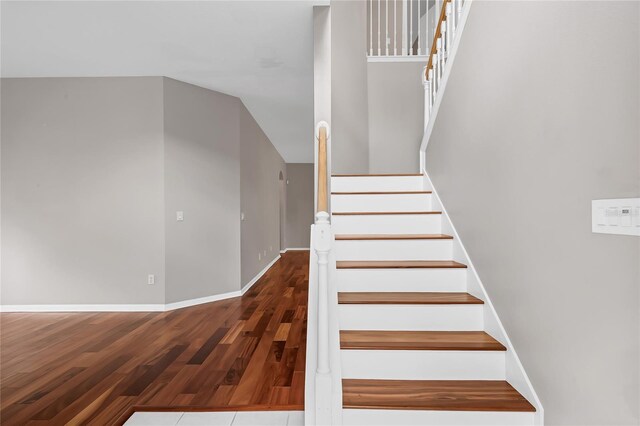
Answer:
xmin=176 ymin=211 xmax=184 ymax=222
xmin=592 ymin=198 xmax=640 ymax=236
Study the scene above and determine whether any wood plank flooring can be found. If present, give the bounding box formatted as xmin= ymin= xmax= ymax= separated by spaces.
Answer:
xmin=342 ymin=379 xmax=536 ymax=412
xmin=0 ymin=251 xmax=309 ymax=426
xmin=336 ymin=260 xmax=467 ymax=269
xmin=340 ymin=331 xmax=506 ymax=351
xmin=337 ymin=292 xmax=483 ymax=305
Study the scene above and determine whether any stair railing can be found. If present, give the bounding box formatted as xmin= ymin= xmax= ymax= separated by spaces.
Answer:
xmin=420 ymin=0 xmax=471 ymax=168
xmin=368 ymin=0 xmax=437 ymax=58
xmin=306 ymin=122 xmax=343 ymax=426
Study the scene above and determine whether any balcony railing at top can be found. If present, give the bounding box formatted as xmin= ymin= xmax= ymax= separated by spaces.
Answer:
xmin=368 ymin=0 xmax=455 ymax=58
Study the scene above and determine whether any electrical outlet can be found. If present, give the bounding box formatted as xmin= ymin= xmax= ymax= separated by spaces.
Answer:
xmin=176 ymin=211 xmax=184 ymax=221
xmin=148 ymin=274 xmax=155 ymax=285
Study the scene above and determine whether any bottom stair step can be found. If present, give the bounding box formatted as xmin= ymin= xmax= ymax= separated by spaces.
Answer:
xmin=342 ymin=379 xmax=536 ymax=412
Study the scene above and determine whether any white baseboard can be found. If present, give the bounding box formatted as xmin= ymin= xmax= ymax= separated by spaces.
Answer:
xmin=280 ymin=247 xmax=310 ymax=253
xmin=0 ymin=304 xmax=166 ymax=313
xmin=164 ymin=290 xmax=242 ymax=311
xmin=241 ymin=255 xmax=281 ymax=295
xmin=1 ymin=255 xmax=283 ymax=313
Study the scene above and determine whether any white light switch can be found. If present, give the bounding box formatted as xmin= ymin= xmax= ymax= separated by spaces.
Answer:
xmin=176 ymin=211 xmax=184 ymax=221
xmin=592 ymin=198 xmax=640 ymax=236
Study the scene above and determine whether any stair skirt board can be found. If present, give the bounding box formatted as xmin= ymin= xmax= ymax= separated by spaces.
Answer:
xmin=341 ymin=350 xmax=506 ymax=380
xmin=342 ymin=409 xmax=535 ymax=426
xmin=331 ymin=176 xmax=426 ymax=192
xmin=338 ymin=304 xmax=484 ymax=331
xmin=331 ymin=193 xmax=433 ymax=212
xmin=334 ymin=239 xmax=454 ymax=261
xmin=336 ymin=268 xmax=467 ymax=293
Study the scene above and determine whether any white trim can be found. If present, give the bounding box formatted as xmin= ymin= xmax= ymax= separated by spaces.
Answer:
xmin=241 ymin=255 xmax=281 ymax=295
xmin=280 ymin=247 xmax=311 ymax=253
xmin=367 ymin=55 xmax=428 ymax=63
xmin=422 ymin=172 xmax=544 ymax=425
xmin=0 ymin=304 xmax=166 ymax=313
xmin=164 ymin=290 xmax=241 ymax=311
xmin=1 ymin=255 xmax=283 ymax=313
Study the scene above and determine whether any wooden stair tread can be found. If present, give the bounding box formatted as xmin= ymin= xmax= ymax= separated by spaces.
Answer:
xmin=332 ymin=211 xmax=441 ymax=215
xmin=331 ymin=191 xmax=432 ymax=195
xmin=335 ymin=234 xmax=452 ymax=240
xmin=338 ymin=292 xmax=482 ymax=305
xmin=336 ymin=260 xmax=467 ymax=269
xmin=342 ymin=379 xmax=536 ymax=412
xmin=340 ymin=331 xmax=505 ymax=351
xmin=332 ymin=173 xmax=423 ymax=177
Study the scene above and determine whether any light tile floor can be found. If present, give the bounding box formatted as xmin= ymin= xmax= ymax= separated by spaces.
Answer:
xmin=125 ymin=410 xmax=304 ymax=426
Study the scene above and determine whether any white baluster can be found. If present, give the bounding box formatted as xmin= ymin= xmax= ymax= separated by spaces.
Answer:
xmin=370 ymin=0 xmax=373 ymax=55
xmin=422 ymin=66 xmax=429 ymax=129
xmin=446 ymin=2 xmax=452 ymax=56
xmin=394 ymin=0 xmax=397 ymax=55
xmin=440 ymin=21 xmax=447 ymax=60
xmin=428 ymin=68 xmax=434 ymax=110
xmin=425 ymin=0 xmax=429 ymax=56
xmin=457 ymin=0 xmax=463 ymax=21
xmin=436 ymin=37 xmax=443 ymax=81
xmin=417 ymin=0 xmax=421 ymax=55
xmin=402 ymin=0 xmax=408 ymax=55
xmin=409 ymin=0 xmax=413 ymax=55
xmin=450 ymin=0 xmax=456 ymax=34
xmin=377 ymin=0 xmax=381 ymax=55
xmin=385 ymin=0 xmax=389 ymax=55
xmin=432 ymin=52 xmax=438 ymax=93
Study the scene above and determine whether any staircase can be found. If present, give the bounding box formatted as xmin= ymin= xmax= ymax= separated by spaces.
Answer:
xmin=330 ymin=173 xmax=537 ymax=426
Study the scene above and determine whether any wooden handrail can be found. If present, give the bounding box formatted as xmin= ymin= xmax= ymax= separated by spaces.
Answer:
xmin=317 ymin=126 xmax=328 ymax=213
xmin=425 ymin=0 xmax=452 ymax=79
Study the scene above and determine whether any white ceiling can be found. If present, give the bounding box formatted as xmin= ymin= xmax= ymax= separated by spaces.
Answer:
xmin=1 ymin=1 xmax=317 ymax=163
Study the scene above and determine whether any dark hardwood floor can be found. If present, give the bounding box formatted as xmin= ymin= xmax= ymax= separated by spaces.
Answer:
xmin=0 ymin=251 xmax=309 ymax=425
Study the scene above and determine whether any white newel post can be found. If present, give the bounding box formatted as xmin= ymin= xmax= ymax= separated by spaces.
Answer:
xmin=314 ymin=210 xmax=332 ymax=425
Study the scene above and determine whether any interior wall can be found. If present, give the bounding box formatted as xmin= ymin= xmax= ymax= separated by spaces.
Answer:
xmin=367 ymin=61 xmax=424 ymax=173
xmin=163 ymin=77 xmax=242 ymax=303
xmin=239 ymin=102 xmax=286 ymax=287
xmin=2 ymin=76 xmax=292 ymax=306
xmin=425 ymin=1 xmax=639 ymax=424
xmin=331 ymin=0 xmax=370 ymax=174
xmin=1 ymin=77 xmax=166 ymax=305
xmin=285 ymin=163 xmax=314 ymax=249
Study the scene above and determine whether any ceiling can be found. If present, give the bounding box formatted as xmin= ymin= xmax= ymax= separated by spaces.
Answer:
xmin=1 ymin=1 xmax=318 ymax=163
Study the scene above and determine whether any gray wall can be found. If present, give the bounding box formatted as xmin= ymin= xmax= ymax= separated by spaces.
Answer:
xmin=426 ymin=1 xmax=639 ymax=424
xmin=163 ymin=78 xmax=242 ymax=303
xmin=239 ymin=102 xmax=286 ymax=286
xmin=1 ymin=77 xmax=166 ymax=304
xmin=2 ymin=76 xmax=292 ymax=306
xmin=285 ymin=163 xmax=314 ymax=249
xmin=331 ymin=0 xmax=370 ymax=174
xmin=367 ymin=61 xmax=424 ymax=173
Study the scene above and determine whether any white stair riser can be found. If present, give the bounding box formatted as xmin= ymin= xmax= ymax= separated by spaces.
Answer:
xmin=331 ymin=176 xmax=425 ymax=192
xmin=332 ymin=214 xmax=441 ymax=234
xmin=335 ymin=239 xmax=453 ymax=261
xmin=341 ymin=350 xmax=505 ymax=380
xmin=337 ymin=268 xmax=467 ymax=292
xmin=342 ymin=410 xmax=534 ymax=426
xmin=339 ymin=304 xmax=483 ymax=331
xmin=331 ymin=193 xmax=432 ymax=212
